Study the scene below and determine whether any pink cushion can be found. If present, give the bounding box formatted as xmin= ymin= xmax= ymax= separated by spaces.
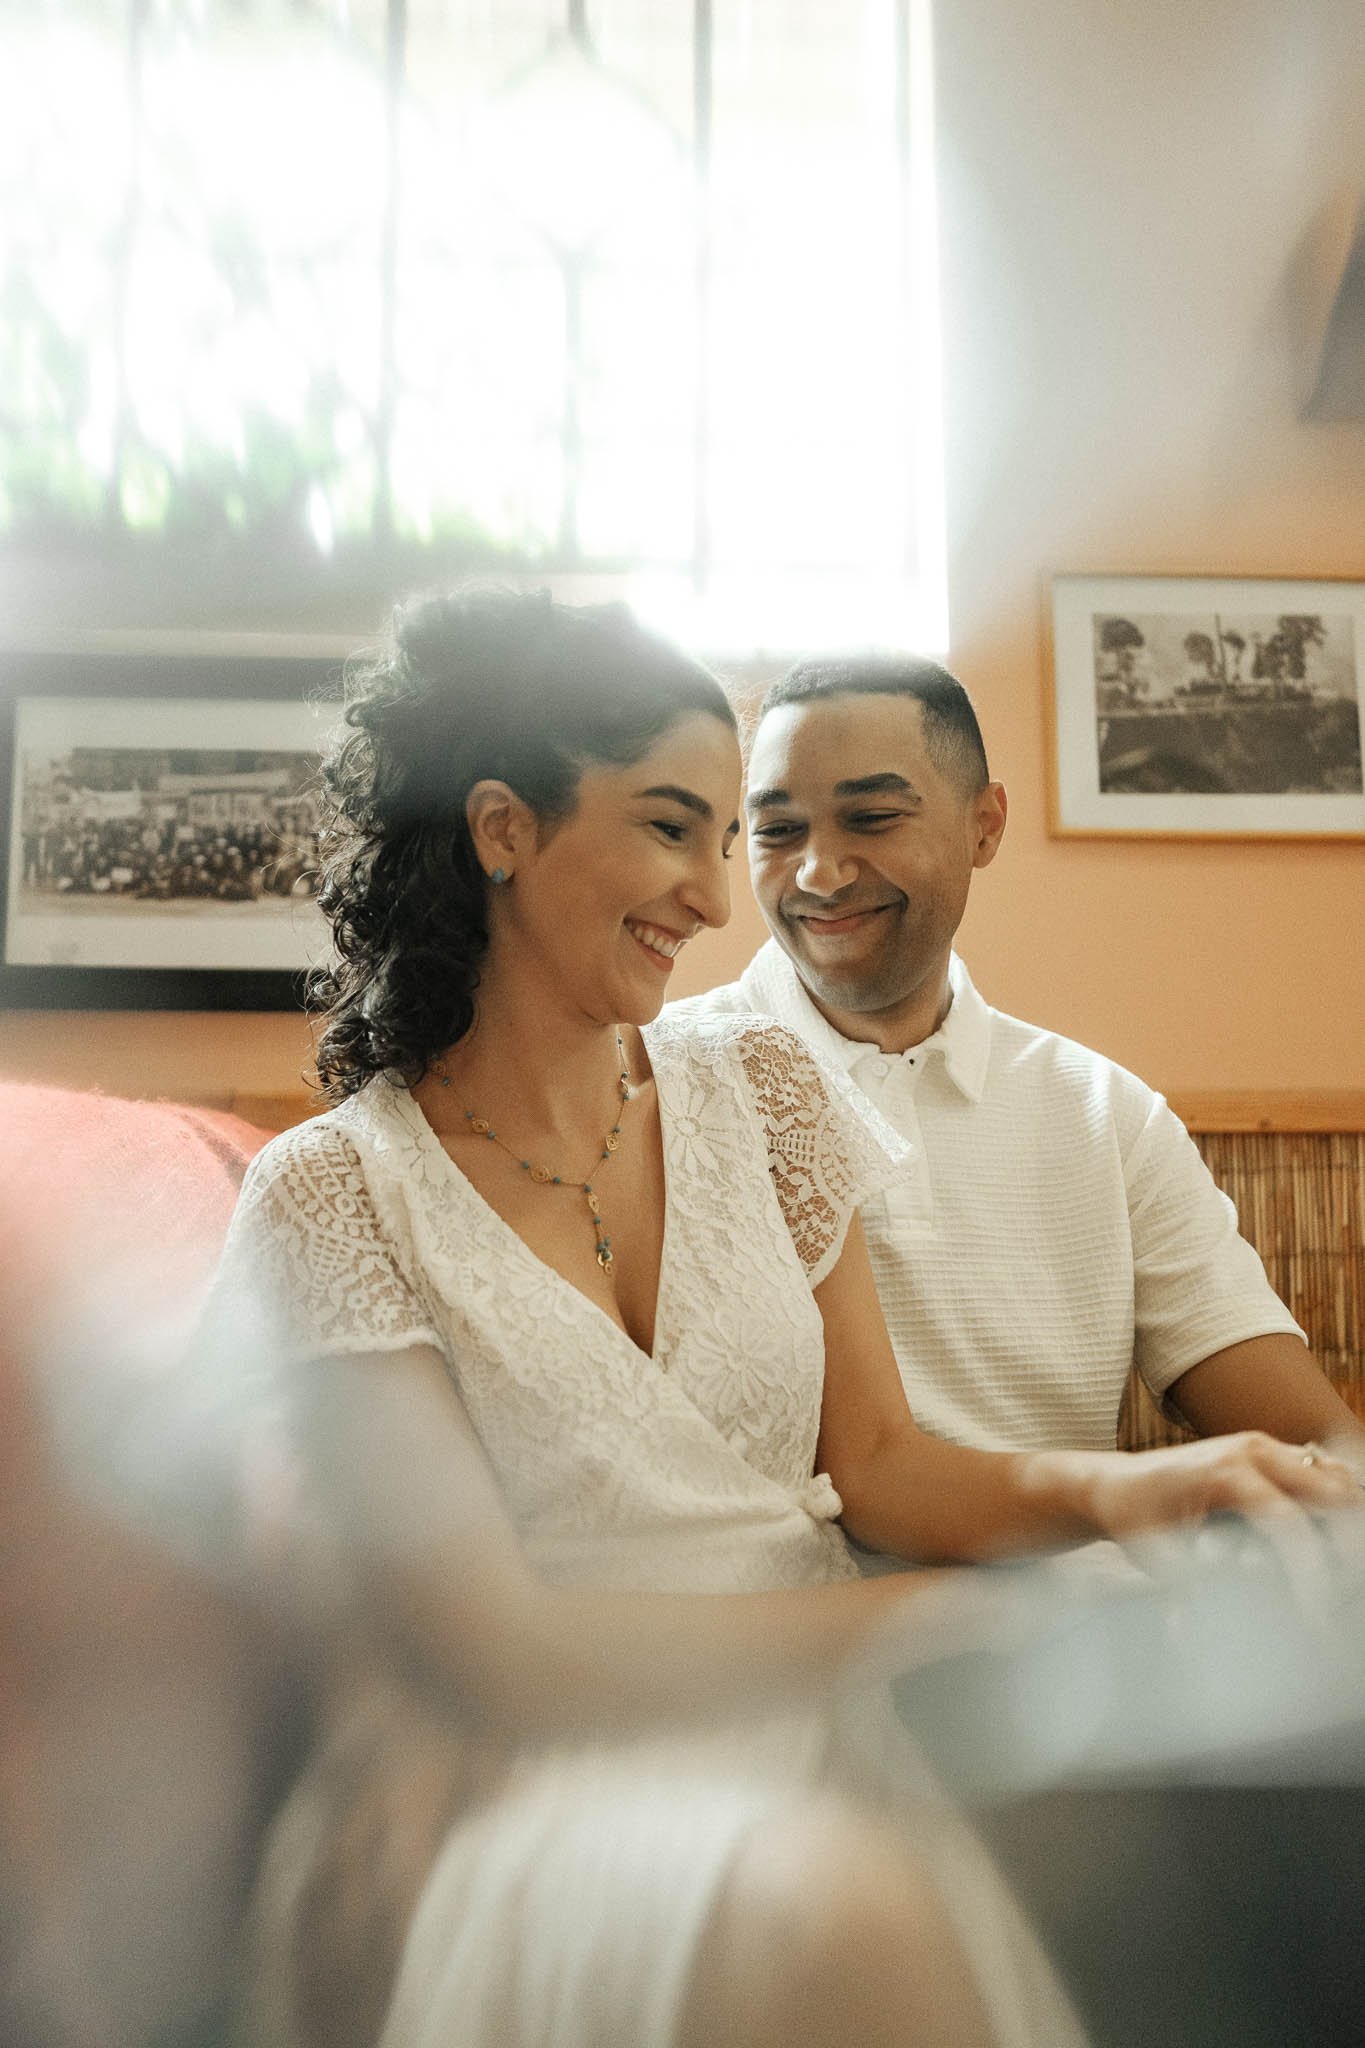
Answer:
xmin=0 ymin=1086 xmax=288 ymax=2046
xmin=0 ymin=1082 xmax=272 ymax=1400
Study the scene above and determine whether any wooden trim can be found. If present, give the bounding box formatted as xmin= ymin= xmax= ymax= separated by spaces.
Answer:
xmin=225 ymin=1086 xmax=1365 ymax=1137
xmin=229 ymin=1089 xmax=320 ymax=1132
xmin=1167 ymin=1089 xmax=1365 ymax=1133
xmin=1046 ymin=827 xmax=1365 ymax=844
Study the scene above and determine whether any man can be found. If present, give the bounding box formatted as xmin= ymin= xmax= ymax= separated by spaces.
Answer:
xmin=673 ymin=654 xmax=1364 ymax=1461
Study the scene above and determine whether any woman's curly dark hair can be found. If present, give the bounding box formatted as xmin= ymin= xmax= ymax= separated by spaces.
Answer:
xmin=308 ymin=588 xmax=736 ymax=1102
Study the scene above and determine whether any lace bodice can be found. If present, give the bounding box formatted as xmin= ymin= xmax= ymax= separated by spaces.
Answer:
xmin=210 ymin=1015 xmax=910 ymax=1595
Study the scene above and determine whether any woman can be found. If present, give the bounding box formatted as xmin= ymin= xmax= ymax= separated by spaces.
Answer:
xmin=212 ymin=591 xmax=1354 ymax=2048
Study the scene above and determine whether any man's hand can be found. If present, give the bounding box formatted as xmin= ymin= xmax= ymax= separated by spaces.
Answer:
xmin=1086 ymin=1430 xmax=1362 ymax=1541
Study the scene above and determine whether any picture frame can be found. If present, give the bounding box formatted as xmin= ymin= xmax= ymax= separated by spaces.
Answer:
xmin=0 ymin=635 xmax=347 ymax=1010
xmin=1048 ymin=575 xmax=1365 ymax=840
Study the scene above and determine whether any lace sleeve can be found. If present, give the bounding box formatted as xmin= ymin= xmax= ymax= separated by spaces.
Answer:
xmin=736 ymin=1022 xmax=914 ymax=1287
xmin=205 ymin=1119 xmax=444 ymax=1366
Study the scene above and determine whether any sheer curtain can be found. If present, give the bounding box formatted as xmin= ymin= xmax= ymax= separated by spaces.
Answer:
xmin=0 ymin=0 xmax=946 ymax=653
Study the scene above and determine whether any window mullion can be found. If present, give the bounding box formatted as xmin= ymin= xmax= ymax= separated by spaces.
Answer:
xmin=691 ymin=0 xmax=713 ymax=598
xmin=559 ymin=253 xmax=583 ymax=564
xmin=108 ymin=0 xmax=150 ymax=534
xmin=375 ymin=0 xmax=407 ymax=545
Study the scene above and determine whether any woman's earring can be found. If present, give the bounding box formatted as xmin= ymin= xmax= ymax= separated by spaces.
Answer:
xmin=489 ymin=866 xmax=509 ymax=886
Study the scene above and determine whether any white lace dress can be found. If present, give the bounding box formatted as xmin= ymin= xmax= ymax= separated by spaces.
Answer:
xmin=213 ymin=1014 xmax=1082 ymax=2048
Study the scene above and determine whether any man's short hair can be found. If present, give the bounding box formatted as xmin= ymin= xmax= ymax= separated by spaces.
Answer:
xmin=759 ymin=654 xmax=990 ymax=793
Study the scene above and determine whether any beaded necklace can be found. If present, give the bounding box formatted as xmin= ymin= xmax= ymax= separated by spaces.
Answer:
xmin=435 ymin=1032 xmax=631 ymax=1272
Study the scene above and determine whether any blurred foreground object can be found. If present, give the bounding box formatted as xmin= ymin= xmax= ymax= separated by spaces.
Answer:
xmin=0 ymin=1082 xmax=297 ymax=2048
xmin=844 ymin=1521 xmax=1365 ymax=2048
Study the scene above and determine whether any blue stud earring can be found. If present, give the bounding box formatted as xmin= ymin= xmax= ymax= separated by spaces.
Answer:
xmin=489 ymin=866 xmax=508 ymax=885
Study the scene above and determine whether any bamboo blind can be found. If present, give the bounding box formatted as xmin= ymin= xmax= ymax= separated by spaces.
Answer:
xmin=1120 ymin=1130 xmax=1365 ymax=1451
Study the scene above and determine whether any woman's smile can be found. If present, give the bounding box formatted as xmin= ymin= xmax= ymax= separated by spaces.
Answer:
xmin=625 ymin=918 xmax=691 ymax=967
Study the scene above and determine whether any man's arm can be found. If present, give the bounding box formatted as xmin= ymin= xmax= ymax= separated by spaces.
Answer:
xmin=1164 ymin=1334 xmax=1365 ymax=1477
xmin=1122 ymin=1090 xmax=1363 ymax=1468
xmin=815 ymin=1219 xmax=1360 ymax=1564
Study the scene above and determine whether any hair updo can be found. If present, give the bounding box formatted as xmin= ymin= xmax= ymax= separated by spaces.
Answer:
xmin=308 ymin=588 xmax=736 ymax=1102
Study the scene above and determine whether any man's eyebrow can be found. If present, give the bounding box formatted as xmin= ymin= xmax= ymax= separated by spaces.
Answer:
xmin=832 ymin=772 xmax=922 ymax=800
xmin=746 ymin=771 xmax=922 ymax=815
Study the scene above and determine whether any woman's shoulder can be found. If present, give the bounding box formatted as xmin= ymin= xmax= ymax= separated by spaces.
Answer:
xmin=248 ymin=1096 xmax=358 ymax=1168
xmin=648 ymin=1010 xmax=842 ymax=1131
xmin=242 ymin=1083 xmax=418 ymax=1200
xmin=647 ymin=1005 xmax=816 ymax=1071
xmin=655 ymin=1007 xmax=911 ymax=1183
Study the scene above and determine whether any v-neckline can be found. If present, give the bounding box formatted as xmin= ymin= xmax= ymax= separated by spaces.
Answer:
xmin=395 ymin=1024 xmax=677 ymax=1366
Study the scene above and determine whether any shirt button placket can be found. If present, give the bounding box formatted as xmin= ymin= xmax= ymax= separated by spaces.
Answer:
xmin=858 ymin=1053 xmax=935 ymax=1233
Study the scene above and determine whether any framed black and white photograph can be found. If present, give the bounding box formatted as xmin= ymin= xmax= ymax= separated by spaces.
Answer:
xmin=1049 ymin=575 xmax=1365 ymax=839
xmin=0 ymin=639 xmax=345 ymax=1009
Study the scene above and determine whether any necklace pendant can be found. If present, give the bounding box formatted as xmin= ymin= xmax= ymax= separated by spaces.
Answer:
xmin=528 ymin=1164 xmax=553 ymax=1184
xmin=604 ymin=1130 xmax=621 ymax=1153
xmin=469 ymin=1116 xmax=491 ymax=1136
xmin=585 ymin=1191 xmax=601 ymax=1217
xmin=596 ymin=1242 xmax=614 ymax=1271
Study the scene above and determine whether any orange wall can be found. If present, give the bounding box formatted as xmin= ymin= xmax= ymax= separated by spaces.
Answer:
xmin=921 ymin=0 xmax=1365 ymax=1092
xmin=3 ymin=0 xmax=1363 ymax=1102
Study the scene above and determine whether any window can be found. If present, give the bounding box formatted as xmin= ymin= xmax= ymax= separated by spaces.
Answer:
xmin=0 ymin=1 xmax=946 ymax=652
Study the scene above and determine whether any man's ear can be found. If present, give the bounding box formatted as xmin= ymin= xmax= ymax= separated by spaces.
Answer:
xmin=465 ymin=780 xmax=537 ymax=884
xmin=971 ymin=781 xmax=1008 ymax=870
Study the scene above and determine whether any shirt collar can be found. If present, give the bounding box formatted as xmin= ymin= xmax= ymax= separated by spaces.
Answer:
xmin=738 ymin=941 xmax=992 ymax=1103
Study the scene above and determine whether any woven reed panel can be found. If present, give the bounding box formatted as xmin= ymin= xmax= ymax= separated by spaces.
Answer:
xmin=1119 ymin=1130 xmax=1365 ymax=1452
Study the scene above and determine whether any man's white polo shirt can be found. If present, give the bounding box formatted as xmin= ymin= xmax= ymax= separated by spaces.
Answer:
xmin=670 ymin=944 xmax=1301 ymax=1452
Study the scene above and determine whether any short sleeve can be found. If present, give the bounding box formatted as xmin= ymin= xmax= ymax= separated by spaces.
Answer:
xmin=1125 ymin=1094 xmax=1304 ymax=1397
xmin=735 ymin=1022 xmax=914 ymax=1287
xmin=203 ymin=1119 xmax=444 ymax=1368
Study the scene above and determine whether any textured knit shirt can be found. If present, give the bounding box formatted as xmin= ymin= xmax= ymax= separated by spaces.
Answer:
xmin=671 ymin=945 xmax=1302 ymax=1452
